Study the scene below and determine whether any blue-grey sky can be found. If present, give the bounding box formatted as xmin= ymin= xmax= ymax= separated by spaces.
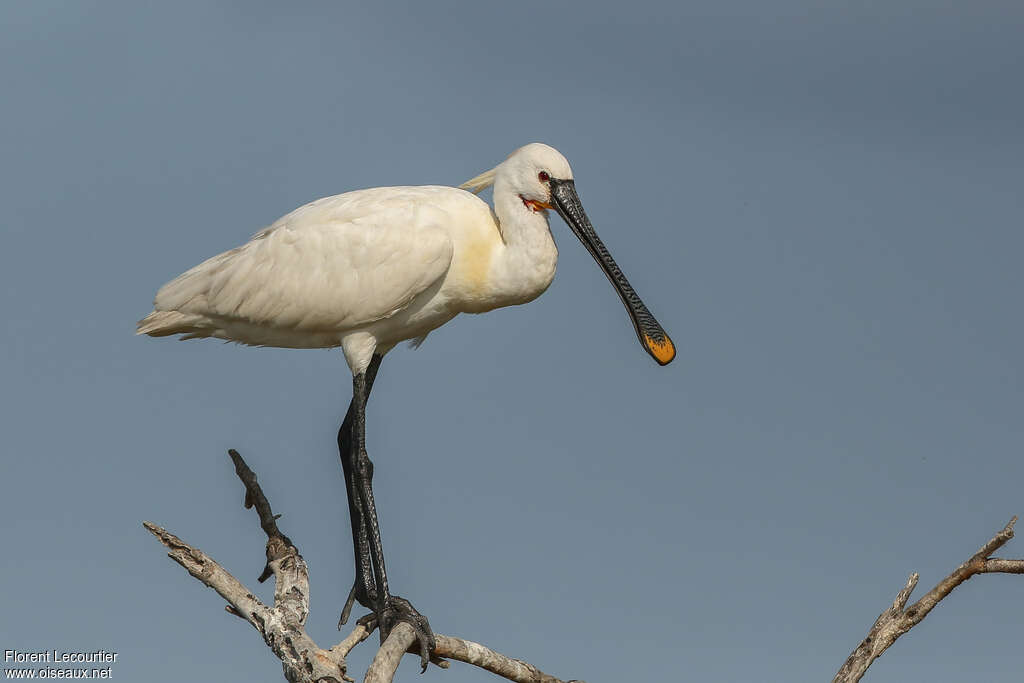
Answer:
xmin=2 ymin=2 xmax=1022 ymax=681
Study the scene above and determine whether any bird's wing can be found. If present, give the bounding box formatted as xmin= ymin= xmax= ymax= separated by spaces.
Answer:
xmin=151 ymin=188 xmax=456 ymax=333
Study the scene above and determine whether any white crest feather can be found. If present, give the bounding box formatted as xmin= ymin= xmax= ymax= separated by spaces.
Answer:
xmin=458 ymin=167 xmax=497 ymax=195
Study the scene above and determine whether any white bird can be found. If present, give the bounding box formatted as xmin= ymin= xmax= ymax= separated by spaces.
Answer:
xmin=138 ymin=142 xmax=674 ymax=666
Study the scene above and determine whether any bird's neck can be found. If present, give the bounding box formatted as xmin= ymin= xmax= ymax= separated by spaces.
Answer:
xmin=486 ymin=190 xmax=558 ymax=306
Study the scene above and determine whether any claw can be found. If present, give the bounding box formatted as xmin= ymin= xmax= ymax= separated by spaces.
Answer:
xmin=370 ymin=595 xmax=435 ymax=672
xmin=356 ymin=612 xmax=379 ymax=628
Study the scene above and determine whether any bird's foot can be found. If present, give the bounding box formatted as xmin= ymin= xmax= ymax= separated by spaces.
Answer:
xmin=359 ymin=595 xmax=435 ymax=672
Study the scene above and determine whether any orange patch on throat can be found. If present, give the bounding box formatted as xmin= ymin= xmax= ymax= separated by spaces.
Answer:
xmin=521 ymin=196 xmax=553 ymax=213
xmin=644 ymin=334 xmax=676 ymax=366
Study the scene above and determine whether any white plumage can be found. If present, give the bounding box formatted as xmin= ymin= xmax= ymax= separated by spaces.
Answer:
xmin=138 ymin=143 xmax=674 ymax=655
xmin=139 ymin=143 xmax=575 ymax=373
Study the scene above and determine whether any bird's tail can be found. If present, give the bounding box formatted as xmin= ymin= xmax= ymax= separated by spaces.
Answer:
xmin=136 ymin=310 xmax=207 ymax=338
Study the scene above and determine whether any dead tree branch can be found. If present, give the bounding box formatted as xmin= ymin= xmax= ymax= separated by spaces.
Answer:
xmin=144 ymin=449 xmax=582 ymax=683
xmin=833 ymin=516 xmax=1024 ymax=683
xmin=146 ymin=449 xmax=1021 ymax=682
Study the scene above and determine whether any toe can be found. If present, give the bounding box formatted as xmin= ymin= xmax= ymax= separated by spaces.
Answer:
xmin=379 ymin=595 xmax=435 ymax=670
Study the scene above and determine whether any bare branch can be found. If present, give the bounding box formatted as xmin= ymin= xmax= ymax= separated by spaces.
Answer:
xmin=331 ymin=622 xmax=373 ymax=661
xmin=145 ymin=449 xmax=584 ymax=683
xmin=228 ymin=448 xmax=293 ymax=583
xmin=982 ymin=558 xmax=1024 ymax=574
xmin=365 ymin=623 xmax=419 ymax=683
xmin=833 ymin=516 xmax=1023 ymax=683
xmin=432 ymin=635 xmax=582 ymax=683
xmin=145 ymin=520 xmax=348 ymax=683
xmin=148 ymin=449 xmax=1023 ymax=683
xmin=143 ymin=521 xmax=269 ymax=629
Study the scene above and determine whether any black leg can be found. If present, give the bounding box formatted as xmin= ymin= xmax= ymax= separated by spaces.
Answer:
xmin=351 ymin=370 xmax=391 ymax=602
xmin=339 ymin=355 xmax=435 ymax=671
xmin=337 ymin=354 xmax=382 ymax=627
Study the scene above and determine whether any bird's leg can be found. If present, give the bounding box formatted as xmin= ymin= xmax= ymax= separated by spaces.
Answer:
xmin=349 ymin=362 xmax=436 ymax=670
xmin=337 ymin=354 xmax=382 ymax=627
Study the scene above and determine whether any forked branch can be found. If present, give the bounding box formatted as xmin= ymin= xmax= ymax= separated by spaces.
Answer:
xmin=144 ymin=449 xmax=1022 ymax=682
xmin=144 ymin=449 xmax=582 ymax=683
xmin=833 ymin=516 xmax=1024 ymax=683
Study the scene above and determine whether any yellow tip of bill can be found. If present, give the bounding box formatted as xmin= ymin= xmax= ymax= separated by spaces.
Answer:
xmin=644 ymin=333 xmax=676 ymax=366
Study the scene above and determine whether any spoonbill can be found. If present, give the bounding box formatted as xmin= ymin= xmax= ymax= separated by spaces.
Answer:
xmin=138 ymin=142 xmax=675 ymax=667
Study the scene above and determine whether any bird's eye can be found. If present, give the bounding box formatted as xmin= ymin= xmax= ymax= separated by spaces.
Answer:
xmin=538 ymin=171 xmax=550 ymax=183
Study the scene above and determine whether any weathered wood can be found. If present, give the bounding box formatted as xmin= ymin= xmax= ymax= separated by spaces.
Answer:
xmin=145 ymin=520 xmax=349 ymax=683
xmin=145 ymin=449 xmax=586 ymax=683
xmin=146 ymin=449 xmax=1023 ymax=683
xmin=833 ymin=517 xmax=1024 ymax=683
xmin=366 ymin=623 xmax=418 ymax=683
xmin=432 ymin=634 xmax=581 ymax=683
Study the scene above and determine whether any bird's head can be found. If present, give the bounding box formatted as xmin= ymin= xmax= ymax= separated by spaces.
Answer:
xmin=461 ymin=143 xmax=675 ymax=366
xmin=495 ymin=143 xmax=574 ymax=214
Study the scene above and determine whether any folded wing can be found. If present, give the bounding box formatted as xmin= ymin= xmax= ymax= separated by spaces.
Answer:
xmin=138 ymin=188 xmax=456 ymax=346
